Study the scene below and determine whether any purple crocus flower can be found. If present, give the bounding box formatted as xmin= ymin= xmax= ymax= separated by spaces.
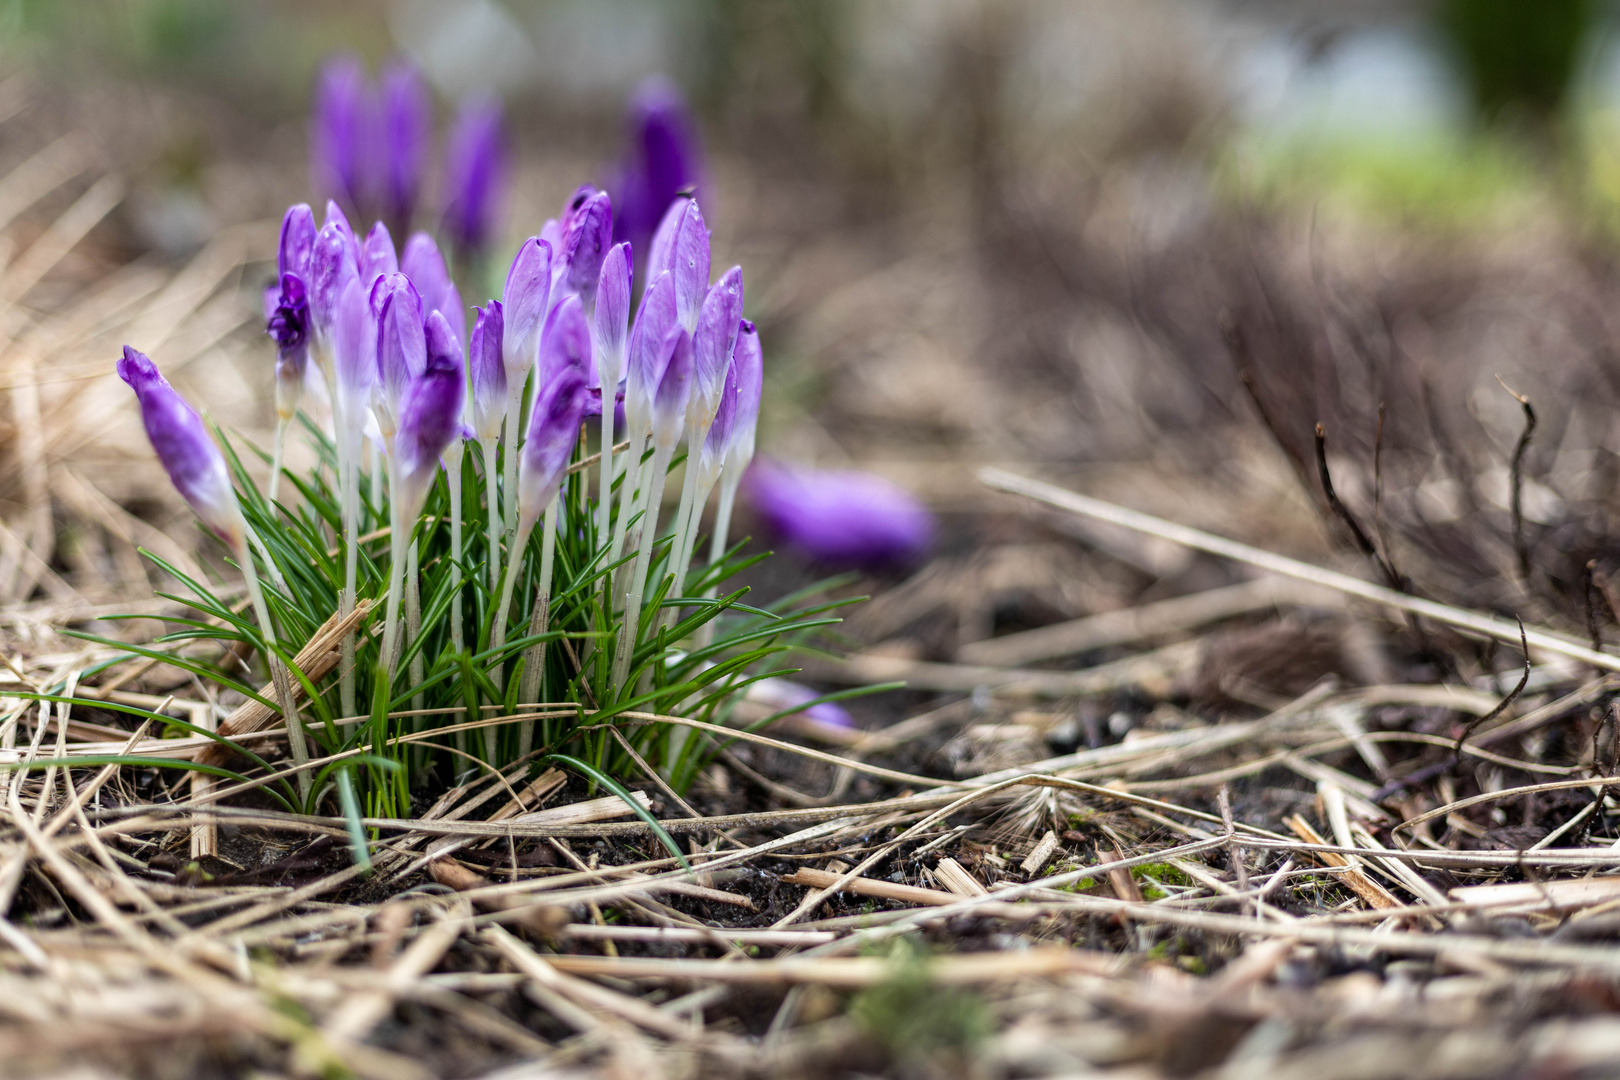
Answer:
xmin=265 ymin=272 xmax=310 ymax=421
xmin=725 ymin=319 xmax=762 ymax=476
xmin=323 ymin=200 xmax=362 ymax=269
xmin=501 ymin=236 xmax=552 ymax=384
xmin=697 ymin=347 xmax=740 ymax=483
xmin=401 ymin=231 xmax=465 ymax=348
xmin=538 ymin=293 xmax=591 ymax=386
xmin=612 ymin=77 xmax=704 ymax=260
xmin=311 ymin=53 xmax=375 ymax=215
xmin=308 ymin=220 xmax=359 ymax=351
xmin=624 ymin=270 xmax=678 ymax=441
xmin=651 ymin=326 xmax=693 ymax=452
xmin=743 ymin=459 xmax=934 ymax=572
xmin=691 ymin=266 xmax=742 ymax=427
xmin=469 ymin=301 xmax=506 ymax=442
xmin=394 ymin=311 xmax=465 ymax=512
xmin=670 ymin=201 xmax=710 ymax=334
xmin=442 ymin=93 xmax=506 ymax=257
xmin=361 ymin=221 xmax=399 ymax=284
xmin=380 ymin=59 xmax=430 ymax=230
xmin=374 ymin=272 xmax=425 ymax=440
xmin=332 ymin=276 xmax=378 ymax=427
xmin=278 ymin=203 xmax=316 ymax=280
xmin=117 ymin=346 xmax=244 ymax=549
xmin=593 ymin=241 xmax=632 ymax=393
xmin=517 ymin=365 xmax=589 ymax=534
xmin=558 ymin=189 xmax=613 ymax=305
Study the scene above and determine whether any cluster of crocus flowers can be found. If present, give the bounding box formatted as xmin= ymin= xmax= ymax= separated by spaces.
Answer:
xmin=124 ymin=76 xmax=771 ymax=790
xmin=312 ymin=53 xmax=506 ymax=262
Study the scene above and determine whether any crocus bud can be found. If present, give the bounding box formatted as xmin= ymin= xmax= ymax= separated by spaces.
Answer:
xmin=646 ymin=196 xmax=687 ymax=284
xmin=443 ymin=93 xmax=506 ymax=256
xmin=401 ymin=231 xmax=465 ymax=348
xmin=613 ymin=77 xmax=704 ymax=256
xmin=743 ymin=459 xmax=934 ymax=572
xmin=394 ymin=313 xmax=465 ymax=513
xmin=332 ymin=276 xmax=378 ymax=427
xmin=380 ymin=58 xmax=429 ymax=229
xmin=651 ymin=327 xmax=693 ymax=452
xmin=469 ymin=301 xmax=506 ymax=441
xmin=624 ymin=270 xmax=677 ymax=439
xmin=374 ymin=272 xmax=425 ymax=440
xmin=559 ymin=190 xmax=613 ymax=303
xmin=501 ymin=236 xmax=552 ymax=381
xmin=265 ymin=273 xmax=310 ymax=423
xmin=361 ymin=221 xmax=398 ymax=284
xmin=671 ymin=200 xmax=710 ymax=334
xmin=517 ymin=365 xmax=589 ymax=534
xmin=117 ymin=346 xmax=244 ymax=550
xmin=593 ymin=241 xmax=632 ymax=392
xmin=725 ymin=319 xmax=762 ymax=476
xmin=538 ymin=293 xmax=591 ymax=387
xmin=309 ymin=221 xmax=358 ymax=347
xmin=278 ymin=203 xmax=316 ymax=280
xmin=691 ymin=265 xmax=742 ymax=429
xmin=697 ymin=350 xmax=739 ymax=487
xmin=312 ymin=53 xmax=375 ymax=214
xmin=323 ymin=199 xmax=362 ymax=272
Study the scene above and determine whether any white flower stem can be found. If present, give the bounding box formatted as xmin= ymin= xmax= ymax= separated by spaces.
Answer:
xmin=608 ymin=428 xmax=647 ymax=567
xmin=339 ymin=430 xmax=360 ymax=722
xmin=447 ymin=463 xmax=465 ymax=655
xmin=481 ymin=436 xmax=503 ymax=598
xmin=696 ymin=473 xmax=740 ymax=651
xmin=518 ymin=494 xmax=559 ymax=757
xmin=597 ymin=398 xmax=616 ymax=557
xmin=489 ymin=516 xmax=535 ymax=761
xmin=237 ymin=535 xmax=309 ymax=801
xmin=268 ymin=418 xmax=288 ymax=505
xmin=405 ymin=538 xmax=422 ymax=717
xmin=611 ymin=443 xmax=673 ymax=694
xmin=502 ymin=384 xmax=524 ymax=547
xmin=667 ymin=452 xmax=699 ymax=601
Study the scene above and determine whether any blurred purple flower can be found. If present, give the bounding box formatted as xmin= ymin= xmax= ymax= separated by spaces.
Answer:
xmin=746 ymin=676 xmax=854 ymax=729
xmin=584 ymin=383 xmax=627 ymax=432
xmin=312 ymin=54 xmax=376 ymax=215
xmin=395 ymin=312 xmax=465 ymax=511
xmin=401 ymin=231 xmax=465 ymax=348
xmin=380 ymin=59 xmax=430 ymax=229
xmin=743 ymin=459 xmax=934 ymax=572
xmin=518 ymin=365 xmax=589 ymax=532
xmin=117 ymin=346 xmax=244 ymax=549
xmin=611 ymin=77 xmax=704 ymax=264
xmin=442 ymin=93 xmax=506 ymax=257
xmin=469 ymin=301 xmax=506 ymax=442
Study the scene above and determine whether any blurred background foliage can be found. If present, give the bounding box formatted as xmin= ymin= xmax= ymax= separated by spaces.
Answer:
xmin=12 ymin=0 xmax=1620 ymax=237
